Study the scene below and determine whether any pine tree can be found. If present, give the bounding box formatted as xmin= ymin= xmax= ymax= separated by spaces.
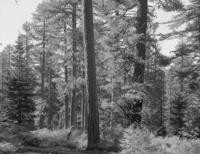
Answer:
xmin=133 ymin=0 xmax=148 ymax=83
xmin=169 ymin=93 xmax=187 ymax=136
xmin=83 ymin=0 xmax=100 ymax=150
xmin=6 ymin=35 xmax=36 ymax=129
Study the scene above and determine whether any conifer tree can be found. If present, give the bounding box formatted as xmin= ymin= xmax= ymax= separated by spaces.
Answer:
xmin=169 ymin=93 xmax=187 ymax=136
xmin=6 ymin=35 xmax=36 ymax=129
xmin=83 ymin=0 xmax=100 ymax=149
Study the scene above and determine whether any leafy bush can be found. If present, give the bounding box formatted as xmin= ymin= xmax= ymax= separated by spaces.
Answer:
xmin=0 ymin=122 xmax=28 ymax=146
xmin=120 ymin=125 xmax=200 ymax=154
xmin=0 ymin=142 xmax=17 ymax=153
xmin=100 ymin=124 xmax=122 ymax=152
xmin=21 ymin=132 xmax=42 ymax=147
xmin=120 ymin=126 xmax=154 ymax=154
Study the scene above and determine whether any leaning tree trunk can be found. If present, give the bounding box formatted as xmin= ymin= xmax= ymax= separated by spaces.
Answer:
xmin=82 ymin=0 xmax=100 ymax=150
xmin=133 ymin=0 xmax=148 ymax=83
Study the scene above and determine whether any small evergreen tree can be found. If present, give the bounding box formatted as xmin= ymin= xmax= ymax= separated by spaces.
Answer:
xmin=6 ymin=35 xmax=36 ymax=129
xmin=169 ymin=93 xmax=187 ymax=136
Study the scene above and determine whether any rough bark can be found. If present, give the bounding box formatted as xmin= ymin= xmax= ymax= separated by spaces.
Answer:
xmin=82 ymin=0 xmax=100 ymax=150
xmin=133 ymin=0 xmax=148 ymax=83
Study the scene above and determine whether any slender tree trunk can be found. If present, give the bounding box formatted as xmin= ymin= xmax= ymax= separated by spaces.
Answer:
xmin=39 ymin=19 xmax=46 ymax=128
xmin=71 ymin=3 xmax=77 ymax=127
xmin=133 ymin=0 xmax=148 ymax=83
xmin=25 ymin=36 xmax=29 ymax=61
xmin=41 ymin=19 xmax=46 ymax=99
xmin=1 ymin=55 xmax=4 ymax=104
xmin=64 ymin=21 xmax=69 ymax=129
xmin=180 ymin=34 xmax=184 ymax=92
xmin=154 ymin=58 xmax=157 ymax=82
xmin=110 ymin=78 xmax=114 ymax=130
xmin=81 ymin=84 xmax=85 ymax=129
xmin=81 ymin=68 xmax=87 ymax=130
xmin=25 ymin=36 xmax=29 ymax=79
xmin=160 ymin=72 xmax=165 ymax=127
xmin=83 ymin=0 xmax=100 ymax=149
xmin=47 ymin=68 xmax=53 ymax=130
xmin=198 ymin=16 xmax=200 ymax=55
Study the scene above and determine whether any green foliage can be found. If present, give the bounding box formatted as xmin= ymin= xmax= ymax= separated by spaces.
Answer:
xmin=30 ymin=127 xmax=87 ymax=149
xmin=0 ymin=142 xmax=17 ymax=153
xmin=144 ymin=70 xmax=166 ymax=131
xmin=116 ymin=84 xmax=146 ymax=127
xmin=100 ymin=124 xmax=122 ymax=152
xmin=159 ymin=0 xmax=183 ymax=11
xmin=168 ymin=93 xmax=187 ymax=136
xmin=120 ymin=126 xmax=153 ymax=154
xmin=6 ymin=77 xmax=36 ymax=127
xmin=120 ymin=126 xmax=200 ymax=154
xmin=0 ymin=122 xmax=30 ymax=148
xmin=5 ymin=35 xmax=36 ymax=129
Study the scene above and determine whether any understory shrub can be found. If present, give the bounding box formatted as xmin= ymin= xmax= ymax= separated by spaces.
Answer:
xmin=100 ymin=124 xmax=123 ymax=152
xmin=0 ymin=142 xmax=17 ymax=153
xmin=30 ymin=127 xmax=87 ymax=149
xmin=0 ymin=122 xmax=28 ymax=146
xmin=120 ymin=125 xmax=200 ymax=154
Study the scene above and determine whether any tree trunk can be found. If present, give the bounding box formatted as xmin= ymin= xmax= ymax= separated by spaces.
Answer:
xmin=64 ymin=21 xmax=69 ymax=129
xmin=1 ymin=55 xmax=4 ymax=104
xmin=39 ymin=19 xmax=46 ymax=128
xmin=47 ymin=69 xmax=53 ymax=130
xmin=41 ymin=19 xmax=46 ymax=99
xmin=82 ymin=0 xmax=100 ymax=149
xmin=133 ymin=0 xmax=148 ymax=83
xmin=81 ymin=68 xmax=87 ymax=130
xmin=180 ymin=34 xmax=184 ymax=92
xmin=71 ymin=3 xmax=77 ymax=127
xmin=198 ymin=16 xmax=200 ymax=56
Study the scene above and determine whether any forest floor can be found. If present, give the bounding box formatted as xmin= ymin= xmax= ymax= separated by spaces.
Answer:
xmin=16 ymin=146 xmax=117 ymax=154
xmin=0 ymin=121 xmax=118 ymax=154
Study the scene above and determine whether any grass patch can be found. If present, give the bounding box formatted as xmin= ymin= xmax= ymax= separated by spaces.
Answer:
xmin=29 ymin=127 xmax=87 ymax=149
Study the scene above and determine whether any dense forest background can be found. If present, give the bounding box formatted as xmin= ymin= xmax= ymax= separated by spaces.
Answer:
xmin=0 ymin=0 xmax=200 ymax=153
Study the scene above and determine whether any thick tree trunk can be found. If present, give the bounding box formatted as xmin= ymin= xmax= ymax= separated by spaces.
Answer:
xmin=71 ymin=3 xmax=77 ymax=127
xmin=133 ymin=0 xmax=148 ymax=83
xmin=82 ymin=0 xmax=100 ymax=149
